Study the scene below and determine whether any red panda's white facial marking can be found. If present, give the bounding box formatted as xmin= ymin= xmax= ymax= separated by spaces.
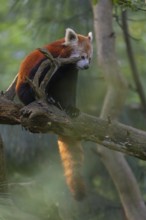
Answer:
xmin=75 ymin=46 xmax=92 ymax=69
xmin=76 ymin=54 xmax=91 ymax=70
xmin=64 ymin=28 xmax=93 ymax=70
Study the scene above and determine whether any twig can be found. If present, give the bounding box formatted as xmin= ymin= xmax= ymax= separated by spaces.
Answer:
xmin=121 ymin=10 xmax=146 ymax=112
xmin=33 ymin=59 xmax=51 ymax=88
xmin=37 ymin=48 xmax=60 ymax=92
xmin=113 ymin=11 xmax=140 ymax=41
xmin=25 ymin=76 xmax=45 ymax=99
xmin=38 ymin=48 xmax=81 ymax=66
xmin=29 ymin=47 xmax=81 ymax=100
xmin=25 ymin=48 xmax=60 ymax=100
xmin=3 ymin=48 xmax=81 ymax=104
xmin=4 ymin=74 xmax=18 ymax=100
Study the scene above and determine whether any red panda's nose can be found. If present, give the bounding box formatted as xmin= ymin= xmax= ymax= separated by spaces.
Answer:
xmin=84 ymin=64 xmax=89 ymax=69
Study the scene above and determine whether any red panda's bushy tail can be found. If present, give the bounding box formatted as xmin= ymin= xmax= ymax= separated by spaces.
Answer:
xmin=58 ymin=136 xmax=86 ymax=201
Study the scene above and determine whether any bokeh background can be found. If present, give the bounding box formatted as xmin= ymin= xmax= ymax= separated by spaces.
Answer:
xmin=1 ymin=1 xmax=146 ymax=219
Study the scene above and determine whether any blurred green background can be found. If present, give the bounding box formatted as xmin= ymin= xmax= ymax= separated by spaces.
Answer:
xmin=1 ymin=1 xmax=146 ymax=220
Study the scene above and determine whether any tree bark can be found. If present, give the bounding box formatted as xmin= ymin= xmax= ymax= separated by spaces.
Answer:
xmin=1 ymin=97 xmax=146 ymax=160
xmin=0 ymin=96 xmax=21 ymax=124
xmin=92 ymin=0 xmax=146 ymax=219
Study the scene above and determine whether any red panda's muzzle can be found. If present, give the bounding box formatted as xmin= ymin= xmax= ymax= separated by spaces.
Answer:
xmin=76 ymin=58 xmax=90 ymax=70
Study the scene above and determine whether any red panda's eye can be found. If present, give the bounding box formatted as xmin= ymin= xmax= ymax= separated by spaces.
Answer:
xmin=81 ymin=55 xmax=85 ymax=60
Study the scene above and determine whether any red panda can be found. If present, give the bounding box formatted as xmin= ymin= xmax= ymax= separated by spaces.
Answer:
xmin=16 ymin=28 xmax=93 ymax=200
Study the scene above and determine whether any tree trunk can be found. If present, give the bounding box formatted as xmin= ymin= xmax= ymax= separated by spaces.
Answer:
xmin=92 ymin=0 xmax=146 ymax=219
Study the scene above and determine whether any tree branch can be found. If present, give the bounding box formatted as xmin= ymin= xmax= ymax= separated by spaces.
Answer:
xmin=2 ymin=47 xmax=81 ymax=102
xmin=0 ymin=96 xmax=21 ymax=124
xmin=20 ymin=101 xmax=146 ymax=160
xmin=1 ymin=46 xmax=146 ymax=162
xmin=3 ymin=74 xmax=18 ymax=100
xmin=121 ymin=10 xmax=146 ymax=112
xmin=1 ymin=96 xmax=146 ymax=160
xmin=26 ymin=48 xmax=81 ymax=101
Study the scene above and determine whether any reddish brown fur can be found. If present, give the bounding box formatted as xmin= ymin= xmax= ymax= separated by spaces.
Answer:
xmin=78 ymin=35 xmax=92 ymax=56
xmin=58 ymin=136 xmax=86 ymax=200
xmin=16 ymin=34 xmax=91 ymax=92
xmin=16 ymin=38 xmax=73 ymax=92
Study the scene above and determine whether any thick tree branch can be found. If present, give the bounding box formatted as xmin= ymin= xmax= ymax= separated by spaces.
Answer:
xmin=1 ymin=45 xmax=146 ymax=163
xmin=0 ymin=96 xmax=21 ymax=124
xmin=20 ymin=101 xmax=146 ymax=160
xmin=1 ymin=97 xmax=146 ymax=160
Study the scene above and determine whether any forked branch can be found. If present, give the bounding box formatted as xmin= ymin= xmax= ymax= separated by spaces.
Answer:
xmin=3 ymin=47 xmax=81 ymax=102
xmin=26 ymin=48 xmax=81 ymax=100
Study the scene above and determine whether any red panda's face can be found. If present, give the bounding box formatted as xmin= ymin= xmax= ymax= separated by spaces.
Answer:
xmin=64 ymin=28 xmax=93 ymax=70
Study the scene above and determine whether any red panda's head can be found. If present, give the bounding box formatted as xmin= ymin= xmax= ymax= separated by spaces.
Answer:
xmin=63 ymin=28 xmax=93 ymax=70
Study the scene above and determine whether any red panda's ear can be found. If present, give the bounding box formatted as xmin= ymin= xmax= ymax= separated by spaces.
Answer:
xmin=64 ymin=28 xmax=78 ymax=45
xmin=88 ymin=32 xmax=93 ymax=42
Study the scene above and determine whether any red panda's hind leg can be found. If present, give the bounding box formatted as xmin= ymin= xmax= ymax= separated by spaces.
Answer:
xmin=17 ymin=82 xmax=36 ymax=105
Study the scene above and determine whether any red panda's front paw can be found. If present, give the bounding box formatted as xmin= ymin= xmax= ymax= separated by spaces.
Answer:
xmin=20 ymin=108 xmax=32 ymax=117
xmin=47 ymin=96 xmax=56 ymax=105
xmin=47 ymin=97 xmax=63 ymax=110
xmin=65 ymin=105 xmax=80 ymax=118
